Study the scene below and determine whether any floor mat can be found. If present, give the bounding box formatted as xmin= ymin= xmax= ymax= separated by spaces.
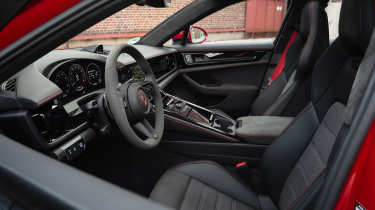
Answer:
xmin=72 ymin=136 xmax=192 ymax=197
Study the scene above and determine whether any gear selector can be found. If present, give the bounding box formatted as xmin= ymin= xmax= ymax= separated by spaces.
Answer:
xmin=162 ymin=91 xmax=236 ymax=136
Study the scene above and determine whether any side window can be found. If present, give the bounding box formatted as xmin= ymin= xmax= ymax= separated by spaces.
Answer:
xmin=326 ymin=0 xmax=342 ymax=42
xmin=193 ymin=0 xmax=286 ymax=43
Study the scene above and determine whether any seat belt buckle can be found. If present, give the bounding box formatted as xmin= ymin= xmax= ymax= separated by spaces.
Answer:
xmin=266 ymin=78 xmax=273 ymax=88
xmin=235 ymin=162 xmax=265 ymax=194
xmin=235 ymin=162 xmax=250 ymax=178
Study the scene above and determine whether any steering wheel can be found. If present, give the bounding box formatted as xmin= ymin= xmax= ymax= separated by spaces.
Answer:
xmin=105 ymin=44 xmax=164 ymax=150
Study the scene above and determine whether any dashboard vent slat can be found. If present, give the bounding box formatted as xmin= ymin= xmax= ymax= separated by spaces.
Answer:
xmin=4 ymin=79 xmax=17 ymax=92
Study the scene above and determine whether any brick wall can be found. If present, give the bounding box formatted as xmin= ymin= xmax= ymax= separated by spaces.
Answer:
xmin=194 ymin=1 xmax=246 ymax=30
xmin=75 ymin=1 xmax=246 ymax=40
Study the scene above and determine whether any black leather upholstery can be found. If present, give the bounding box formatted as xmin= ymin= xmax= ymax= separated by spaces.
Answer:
xmin=248 ymin=1 xmax=328 ymax=117
xmin=150 ymin=161 xmax=276 ymax=210
xmin=214 ymin=1 xmax=329 ymax=118
xmin=311 ymin=39 xmax=361 ymax=120
xmin=297 ymin=1 xmax=329 ymax=80
xmin=339 ymin=0 xmax=375 ymax=55
xmin=261 ymin=104 xmax=319 ymax=202
xmin=151 ymin=0 xmax=375 ymax=209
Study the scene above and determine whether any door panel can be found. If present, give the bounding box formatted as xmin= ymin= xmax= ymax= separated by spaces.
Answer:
xmin=175 ymin=39 xmax=274 ymax=52
xmin=162 ymin=39 xmax=274 ymax=118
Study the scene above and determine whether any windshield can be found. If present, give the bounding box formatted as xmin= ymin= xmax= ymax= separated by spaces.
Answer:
xmin=59 ymin=0 xmax=282 ymax=49
xmin=59 ymin=2 xmax=191 ymax=49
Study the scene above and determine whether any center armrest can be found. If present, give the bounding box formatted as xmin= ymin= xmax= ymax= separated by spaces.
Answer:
xmin=235 ymin=116 xmax=294 ymax=145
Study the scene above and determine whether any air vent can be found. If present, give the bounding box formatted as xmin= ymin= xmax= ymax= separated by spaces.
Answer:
xmin=3 ymin=78 xmax=17 ymax=92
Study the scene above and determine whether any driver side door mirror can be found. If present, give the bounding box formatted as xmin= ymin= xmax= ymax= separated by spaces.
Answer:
xmin=172 ymin=26 xmax=208 ymax=45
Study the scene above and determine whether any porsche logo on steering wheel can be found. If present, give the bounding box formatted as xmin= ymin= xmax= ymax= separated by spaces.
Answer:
xmin=140 ymin=93 xmax=148 ymax=106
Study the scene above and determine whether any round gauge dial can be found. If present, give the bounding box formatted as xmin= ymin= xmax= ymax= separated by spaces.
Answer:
xmin=86 ymin=63 xmax=102 ymax=86
xmin=131 ymin=65 xmax=145 ymax=81
xmin=68 ymin=64 xmax=86 ymax=92
xmin=54 ymin=71 xmax=70 ymax=95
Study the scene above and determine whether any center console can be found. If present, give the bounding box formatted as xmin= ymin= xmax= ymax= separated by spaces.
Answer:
xmin=162 ymin=91 xmax=295 ymax=145
xmin=162 ymin=91 xmax=237 ymax=138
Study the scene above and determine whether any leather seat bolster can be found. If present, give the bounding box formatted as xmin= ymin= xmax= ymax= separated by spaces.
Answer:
xmin=150 ymin=161 xmax=262 ymax=210
xmin=261 ymin=104 xmax=320 ymax=203
xmin=172 ymin=161 xmax=260 ymax=208
xmin=150 ymin=170 xmax=191 ymax=209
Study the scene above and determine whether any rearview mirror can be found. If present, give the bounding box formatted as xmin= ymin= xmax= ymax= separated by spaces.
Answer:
xmin=188 ymin=26 xmax=207 ymax=44
xmin=128 ymin=37 xmax=141 ymax=45
xmin=137 ymin=0 xmax=171 ymax=8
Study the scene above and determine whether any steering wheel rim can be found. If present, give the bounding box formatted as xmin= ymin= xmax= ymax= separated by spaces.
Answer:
xmin=105 ymin=44 xmax=164 ymax=150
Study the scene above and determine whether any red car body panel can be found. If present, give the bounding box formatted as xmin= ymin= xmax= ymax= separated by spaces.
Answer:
xmin=0 ymin=0 xmax=81 ymax=50
xmin=335 ymin=119 xmax=375 ymax=210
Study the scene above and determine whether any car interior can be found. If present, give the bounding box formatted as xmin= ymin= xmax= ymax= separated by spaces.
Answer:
xmin=0 ymin=0 xmax=375 ymax=209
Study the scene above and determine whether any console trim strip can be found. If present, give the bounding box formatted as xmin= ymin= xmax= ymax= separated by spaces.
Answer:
xmin=164 ymin=114 xmax=240 ymax=143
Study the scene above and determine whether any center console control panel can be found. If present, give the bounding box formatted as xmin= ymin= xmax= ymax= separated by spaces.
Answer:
xmin=162 ymin=91 xmax=237 ymax=136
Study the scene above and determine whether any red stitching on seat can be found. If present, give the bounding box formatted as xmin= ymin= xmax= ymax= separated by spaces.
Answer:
xmin=287 ymin=166 xmax=327 ymax=210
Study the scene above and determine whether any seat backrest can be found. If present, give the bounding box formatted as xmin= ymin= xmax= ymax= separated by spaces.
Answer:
xmin=261 ymin=0 xmax=375 ymax=209
xmin=251 ymin=1 xmax=329 ymax=116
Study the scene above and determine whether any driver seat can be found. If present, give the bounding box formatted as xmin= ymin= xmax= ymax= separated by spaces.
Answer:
xmin=150 ymin=0 xmax=375 ymax=209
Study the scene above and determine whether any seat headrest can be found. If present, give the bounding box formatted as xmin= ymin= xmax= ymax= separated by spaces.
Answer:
xmin=296 ymin=1 xmax=329 ymax=79
xmin=339 ymin=0 xmax=375 ymax=55
xmin=299 ymin=1 xmax=322 ymax=40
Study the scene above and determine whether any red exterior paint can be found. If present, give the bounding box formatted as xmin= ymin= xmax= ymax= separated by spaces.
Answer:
xmin=245 ymin=0 xmax=285 ymax=33
xmin=335 ymin=119 xmax=375 ymax=210
xmin=266 ymin=30 xmax=298 ymax=87
xmin=172 ymin=31 xmax=184 ymax=41
xmin=0 ymin=0 xmax=81 ymax=51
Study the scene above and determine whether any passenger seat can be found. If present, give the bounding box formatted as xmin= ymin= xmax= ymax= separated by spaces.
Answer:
xmin=217 ymin=1 xmax=329 ymax=118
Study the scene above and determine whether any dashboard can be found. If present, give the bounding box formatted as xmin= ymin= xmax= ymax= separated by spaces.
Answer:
xmin=0 ymin=45 xmax=180 ymax=155
xmin=47 ymin=51 xmax=177 ymax=104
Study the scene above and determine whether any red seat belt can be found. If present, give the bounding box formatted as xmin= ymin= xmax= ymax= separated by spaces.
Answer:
xmin=266 ymin=31 xmax=299 ymax=87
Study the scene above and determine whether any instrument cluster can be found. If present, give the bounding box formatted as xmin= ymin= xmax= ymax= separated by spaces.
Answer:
xmin=48 ymin=54 xmax=176 ymax=104
xmin=50 ymin=59 xmax=135 ymax=103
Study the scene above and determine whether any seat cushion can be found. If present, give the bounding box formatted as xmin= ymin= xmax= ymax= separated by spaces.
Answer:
xmin=150 ymin=161 xmax=277 ymax=210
